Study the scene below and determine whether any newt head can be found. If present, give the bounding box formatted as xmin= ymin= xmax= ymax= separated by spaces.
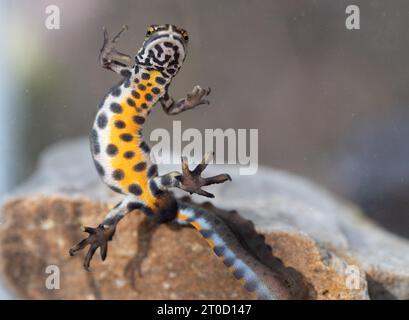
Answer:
xmin=135 ymin=24 xmax=189 ymax=75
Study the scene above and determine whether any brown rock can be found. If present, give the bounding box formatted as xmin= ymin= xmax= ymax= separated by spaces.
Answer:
xmin=0 ymin=196 xmax=254 ymax=299
xmin=2 ymin=138 xmax=408 ymax=299
xmin=265 ymin=232 xmax=367 ymax=300
xmin=0 ymin=193 xmax=366 ymax=300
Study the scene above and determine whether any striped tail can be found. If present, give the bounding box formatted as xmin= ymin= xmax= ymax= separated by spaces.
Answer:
xmin=175 ymin=201 xmax=290 ymax=300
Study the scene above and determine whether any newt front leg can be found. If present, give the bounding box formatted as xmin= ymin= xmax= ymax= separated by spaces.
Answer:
xmin=99 ymin=25 xmax=133 ymax=74
xmin=160 ymin=86 xmax=211 ymax=115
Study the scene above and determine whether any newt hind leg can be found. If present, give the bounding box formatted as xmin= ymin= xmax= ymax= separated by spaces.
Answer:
xmin=69 ymin=197 xmax=141 ymax=271
xmin=69 ymin=224 xmax=116 ymax=271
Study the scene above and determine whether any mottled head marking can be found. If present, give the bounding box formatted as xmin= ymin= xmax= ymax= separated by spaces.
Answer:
xmin=135 ymin=24 xmax=188 ymax=75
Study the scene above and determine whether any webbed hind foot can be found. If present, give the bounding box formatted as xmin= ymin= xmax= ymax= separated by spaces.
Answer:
xmin=178 ymin=152 xmax=232 ymax=198
xmin=69 ymin=224 xmax=116 ymax=271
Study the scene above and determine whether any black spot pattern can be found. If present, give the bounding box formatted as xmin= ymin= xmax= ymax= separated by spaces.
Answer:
xmin=161 ymin=71 xmax=170 ymax=79
xmin=111 ymin=87 xmax=121 ymax=97
xmin=106 ymin=144 xmax=118 ymax=156
xmin=93 ymin=160 xmax=104 ymax=176
xmin=233 ymin=267 xmax=245 ymax=279
xmin=90 ymin=129 xmax=100 ymax=155
xmin=120 ymin=133 xmax=133 ymax=142
xmin=141 ymin=103 xmax=148 ymax=109
xmin=121 ymin=69 xmax=131 ymax=78
xmin=133 ymin=162 xmax=147 ymax=171
xmin=133 ymin=116 xmax=145 ymax=125
xmin=127 ymin=98 xmax=135 ymax=106
xmin=147 ymin=164 xmax=158 ymax=178
xmin=200 ymin=229 xmax=215 ymax=238
xmin=131 ymin=90 xmax=140 ymax=99
xmin=155 ymin=44 xmax=164 ymax=55
xmin=155 ymin=76 xmax=166 ymax=85
xmin=114 ymin=120 xmax=126 ymax=129
xmin=140 ymin=141 xmax=150 ymax=153
xmin=141 ymin=73 xmax=150 ymax=80
xmin=128 ymin=183 xmax=142 ymax=196
xmin=213 ymin=246 xmax=226 ymax=257
xmin=127 ymin=202 xmax=143 ymax=211
xmin=152 ymin=87 xmax=160 ymax=95
xmin=112 ymin=169 xmax=125 ymax=181
xmin=110 ymin=103 xmax=122 ymax=113
xmin=223 ymin=257 xmax=235 ymax=267
xmin=138 ymin=84 xmax=146 ymax=91
xmin=244 ymin=280 xmax=258 ymax=292
xmin=97 ymin=112 xmax=108 ymax=129
xmin=124 ymin=151 xmax=135 ymax=159
xmin=109 ymin=185 xmax=123 ymax=194
xmin=145 ymin=93 xmax=153 ymax=101
xmin=149 ymin=180 xmax=162 ymax=196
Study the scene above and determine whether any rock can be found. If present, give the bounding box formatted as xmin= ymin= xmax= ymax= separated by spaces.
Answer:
xmin=1 ymin=138 xmax=408 ymax=299
xmin=0 ymin=197 xmax=254 ymax=299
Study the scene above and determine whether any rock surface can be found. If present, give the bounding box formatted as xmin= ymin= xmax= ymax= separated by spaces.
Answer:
xmin=1 ymin=138 xmax=408 ymax=299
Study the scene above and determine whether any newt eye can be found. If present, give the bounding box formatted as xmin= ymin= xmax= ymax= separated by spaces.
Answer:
xmin=180 ymin=29 xmax=189 ymax=41
xmin=146 ymin=26 xmax=155 ymax=36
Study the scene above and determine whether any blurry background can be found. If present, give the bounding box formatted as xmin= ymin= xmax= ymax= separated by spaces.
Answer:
xmin=1 ymin=0 xmax=408 ymax=239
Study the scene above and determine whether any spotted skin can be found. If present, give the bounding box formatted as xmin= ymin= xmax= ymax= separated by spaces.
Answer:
xmin=88 ymin=24 xmax=218 ymax=226
xmin=93 ymin=69 xmax=165 ymax=209
xmin=70 ymin=24 xmax=280 ymax=300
